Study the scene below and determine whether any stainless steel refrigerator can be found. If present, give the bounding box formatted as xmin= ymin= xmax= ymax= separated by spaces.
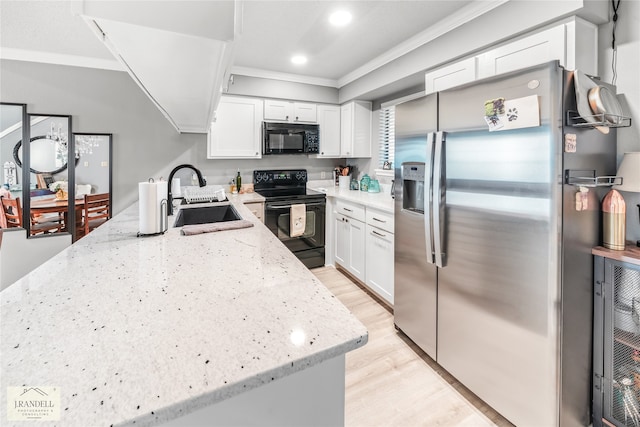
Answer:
xmin=394 ymin=61 xmax=617 ymax=427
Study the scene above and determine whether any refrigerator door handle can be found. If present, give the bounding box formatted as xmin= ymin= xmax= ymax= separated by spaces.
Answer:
xmin=433 ymin=131 xmax=445 ymax=268
xmin=425 ymin=132 xmax=435 ymax=264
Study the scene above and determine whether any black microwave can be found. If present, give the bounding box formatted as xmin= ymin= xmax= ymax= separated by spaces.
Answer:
xmin=263 ymin=122 xmax=319 ymax=155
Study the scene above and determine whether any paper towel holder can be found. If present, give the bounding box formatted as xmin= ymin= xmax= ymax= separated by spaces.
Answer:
xmin=137 ymin=178 xmax=169 ymax=237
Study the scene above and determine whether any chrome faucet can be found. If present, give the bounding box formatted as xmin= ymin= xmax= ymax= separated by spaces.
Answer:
xmin=167 ymin=164 xmax=206 ymax=216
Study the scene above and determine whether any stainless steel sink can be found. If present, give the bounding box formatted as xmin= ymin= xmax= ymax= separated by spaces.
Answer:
xmin=173 ymin=203 xmax=242 ymax=227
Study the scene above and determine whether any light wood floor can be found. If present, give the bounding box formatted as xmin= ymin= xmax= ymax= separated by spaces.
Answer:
xmin=312 ymin=266 xmax=513 ymax=427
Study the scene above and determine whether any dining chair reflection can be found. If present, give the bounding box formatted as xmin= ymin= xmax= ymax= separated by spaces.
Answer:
xmin=1 ymin=197 xmax=62 ymax=235
xmin=78 ymin=193 xmax=110 ymax=239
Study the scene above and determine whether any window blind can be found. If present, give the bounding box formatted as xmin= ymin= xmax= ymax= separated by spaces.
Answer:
xmin=378 ymin=106 xmax=395 ymax=169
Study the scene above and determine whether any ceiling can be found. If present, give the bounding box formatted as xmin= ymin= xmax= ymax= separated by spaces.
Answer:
xmin=0 ymin=0 xmax=484 ymax=88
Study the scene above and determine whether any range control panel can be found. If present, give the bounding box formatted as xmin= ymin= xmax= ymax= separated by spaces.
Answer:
xmin=254 ymin=169 xmax=308 ymax=187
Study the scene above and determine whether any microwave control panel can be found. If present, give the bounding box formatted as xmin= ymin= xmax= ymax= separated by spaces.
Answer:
xmin=306 ymin=132 xmax=319 ymax=153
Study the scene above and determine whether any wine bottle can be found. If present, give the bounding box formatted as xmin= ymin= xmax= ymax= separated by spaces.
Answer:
xmin=236 ymin=170 xmax=242 ymax=194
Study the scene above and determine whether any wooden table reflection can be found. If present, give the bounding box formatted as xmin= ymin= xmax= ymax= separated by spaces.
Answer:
xmin=30 ymin=196 xmax=84 ymax=234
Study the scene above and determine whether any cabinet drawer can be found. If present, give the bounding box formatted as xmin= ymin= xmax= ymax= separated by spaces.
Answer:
xmin=335 ymin=199 xmax=365 ymax=222
xmin=366 ymin=208 xmax=394 ymax=233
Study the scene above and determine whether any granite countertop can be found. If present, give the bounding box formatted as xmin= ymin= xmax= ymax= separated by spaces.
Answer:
xmin=313 ymin=186 xmax=394 ymax=213
xmin=0 ymin=199 xmax=367 ymax=426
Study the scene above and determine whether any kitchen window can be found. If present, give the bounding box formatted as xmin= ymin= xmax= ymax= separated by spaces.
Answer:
xmin=378 ymin=92 xmax=423 ymax=169
xmin=378 ymin=106 xmax=395 ymax=168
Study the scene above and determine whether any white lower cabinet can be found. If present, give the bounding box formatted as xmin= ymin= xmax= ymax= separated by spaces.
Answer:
xmin=365 ymin=224 xmax=394 ymax=305
xmin=333 ymin=200 xmax=393 ymax=305
xmin=334 ymin=212 xmax=365 ymax=282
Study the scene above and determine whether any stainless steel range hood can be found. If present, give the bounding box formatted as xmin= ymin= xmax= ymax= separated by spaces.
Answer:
xmin=74 ymin=1 xmax=241 ymax=134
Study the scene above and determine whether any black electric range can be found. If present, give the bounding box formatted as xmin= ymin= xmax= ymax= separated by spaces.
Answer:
xmin=254 ymin=169 xmax=326 ymax=269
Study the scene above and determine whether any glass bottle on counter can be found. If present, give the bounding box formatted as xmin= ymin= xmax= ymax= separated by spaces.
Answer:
xmin=360 ymin=174 xmax=370 ymax=192
xmin=236 ymin=170 xmax=242 ymax=194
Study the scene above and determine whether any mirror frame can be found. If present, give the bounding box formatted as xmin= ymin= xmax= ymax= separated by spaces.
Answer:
xmin=71 ymin=132 xmax=113 ymax=242
xmin=26 ymin=113 xmax=73 ymax=240
xmin=13 ymin=135 xmax=78 ymax=175
xmin=0 ymin=102 xmax=29 ymax=235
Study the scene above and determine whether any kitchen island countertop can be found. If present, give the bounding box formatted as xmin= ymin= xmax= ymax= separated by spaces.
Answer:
xmin=311 ymin=186 xmax=394 ymax=213
xmin=0 ymin=199 xmax=367 ymax=426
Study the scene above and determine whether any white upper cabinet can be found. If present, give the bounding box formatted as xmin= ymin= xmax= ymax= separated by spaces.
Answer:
xmin=475 ymin=25 xmax=566 ymax=79
xmin=340 ymin=101 xmax=372 ymax=158
xmin=425 ymin=57 xmax=477 ymax=95
xmin=425 ymin=17 xmax=598 ymax=95
xmin=316 ymin=105 xmax=341 ymax=158
xmin=208 ymin=96 xmax=263 ymax=159
xmin=264 ymin=100 xmax=317 ymax=123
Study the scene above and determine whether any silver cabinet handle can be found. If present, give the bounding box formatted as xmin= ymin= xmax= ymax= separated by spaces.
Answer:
xmin=372 ymin=217 xmax=386 ymax=223
xmin=371 ymin=229 xmax=386 ymax=238
xmin=343 ymin=208 xmax=353 ymax=212
xmin=267 ymin=201 xmax=325 ymax=209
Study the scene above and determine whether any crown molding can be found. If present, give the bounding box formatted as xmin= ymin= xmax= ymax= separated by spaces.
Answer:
xmin=230 ymin=66 xmax=339 ymax=88
xmin=337 ymin=0 xmax=509 ymax=87
xmin=0 ymin=47 xmax=123 ymax=71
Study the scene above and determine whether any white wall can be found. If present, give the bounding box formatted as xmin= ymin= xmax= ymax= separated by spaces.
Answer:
xmin=0 ymin=60 xmax=344 ymax=216
xmin=339 ymin=0 xmax=609 ymax=103
xmin=599 ymin=0 xmax=640 ymax=242
xmin=0 ymin=229 xmax=70 ymax=290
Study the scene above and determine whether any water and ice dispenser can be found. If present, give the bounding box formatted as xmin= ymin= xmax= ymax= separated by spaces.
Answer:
xmin=402 ymin=162 xmax=425 ymax=213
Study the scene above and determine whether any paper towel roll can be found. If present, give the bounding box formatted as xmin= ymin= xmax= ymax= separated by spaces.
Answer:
xmin=171 ymin=178 xmax=181 ymax=197
xmin=139 ymin=181 xmax=168 ymax=235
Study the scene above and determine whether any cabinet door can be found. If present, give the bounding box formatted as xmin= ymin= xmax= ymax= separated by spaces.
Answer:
xmin=335 ymin=213 xmax=349 ymax=266
xmin=365 ymin=224 xmax=394 ymax=305
xmin=317 ymin=105 xmax=341 ymax=157
xmin=293 ymin=102 xmax=317 ymax=123
xmin=351 ymin=101 xmax=371 ymax=158
xmin=245 ymin=202 xmax=264 ymax=223
xmin=425 ymin=57 xmax=477 ymax=95
xmin=264 ymin=99 xmax=292 ymax=121
xmin=476 ymin=25 xmax=565 ymax=79
xmin=348 ymin=218 xmax=366 ymax=282
xmin=208 ymin=96 xmax=263 ymax=159
xmin=340 ymin=101 xmax=371 ymax=158
xmin=340 ymin=103 xmax=353 ymax=157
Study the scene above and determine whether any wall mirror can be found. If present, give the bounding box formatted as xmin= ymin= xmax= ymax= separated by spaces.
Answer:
xmin=24 ymin=114 xmax=73 ymax=239
xmin=1 ymin=102 xmax=28 ymax=233
xmin=13 ymin=135 xmax=77 ymax=175
xmin=72 ymin=133 xmax=113 ymax=242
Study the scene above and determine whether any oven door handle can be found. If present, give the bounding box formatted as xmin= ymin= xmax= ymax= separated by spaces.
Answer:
xmin=266 ymin=202 xmax=325 ymax=210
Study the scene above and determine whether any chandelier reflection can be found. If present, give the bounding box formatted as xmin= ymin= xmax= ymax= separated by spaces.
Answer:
xmin=49 ymin=123 xmax=68 ymax=164
xmin=51 ymin=123 xmax=100 ymax=161
xmin=75 ymin=135 xmax=100 ymax=156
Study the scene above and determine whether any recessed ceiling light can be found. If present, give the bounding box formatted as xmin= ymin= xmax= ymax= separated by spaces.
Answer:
xmin=329 ymin=10 xmax=352 ymax=27
xmin=291 ymin=55 xmax=307 ymax=65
